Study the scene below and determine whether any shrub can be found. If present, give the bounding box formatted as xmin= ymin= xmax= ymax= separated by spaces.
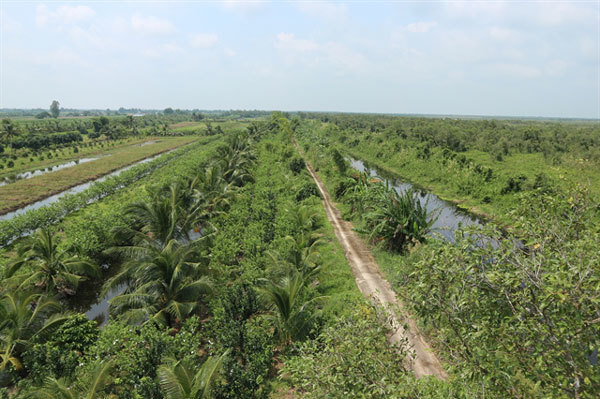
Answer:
xmin=330 ymin=148 xmax=347 ymax=175
xmin=283 ymin=308 xmax=410 ymax=398
xmin=362 ymin=188 xmax=436 ymax=252
xmin=23 ymin=314 xmax=99 ymax=383
xmin=295 ymin=182 xmax=320 ymax=202
xmin=288 ymin=157 xmax=306 ymax=175
xmin=209 ymin=283 xmax=274 ymax=399
xmin=501 ymin=175 xmax=527 ymax=194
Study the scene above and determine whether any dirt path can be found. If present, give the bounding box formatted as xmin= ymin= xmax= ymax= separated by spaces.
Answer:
xmin=301 ymin=154 xmax=448 ymax=379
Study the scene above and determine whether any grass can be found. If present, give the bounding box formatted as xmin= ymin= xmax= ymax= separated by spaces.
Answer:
xmin=0 ymin=137 xmax=159 ymax=180
xmin=0 ymin=136 xmax=197 ymax=214
xmin=170 ymin=119 xmax=255 ymax=134
xmin=343 ymin=143 xmax=600 ymax=227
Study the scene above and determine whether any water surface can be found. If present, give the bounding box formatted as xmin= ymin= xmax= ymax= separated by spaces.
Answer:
xmin=0 ymin=157 xmax=101 ymax=187
xmin=349 ymin=157 xmax=484 ymax=243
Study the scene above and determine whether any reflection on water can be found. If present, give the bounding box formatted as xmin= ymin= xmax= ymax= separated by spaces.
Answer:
xmin=0 ymin=151 xmax=169 ymax=222
xmin=0 ymin=157 xmax=102 ymax=187
xmin=84 ymin=283 xmax=127 ymax=326
xmin=348 ymin=158 xmax=484 ymax=243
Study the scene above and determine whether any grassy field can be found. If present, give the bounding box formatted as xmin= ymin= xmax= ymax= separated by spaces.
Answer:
xmin=169 ymin=119 xmax=257 ymax=134
xmin=0 ymin=136 xmax=197 ymax=214
xmin=300 ymin=118 xmax=600 ymax=227
xmin=0 ymin=137 xmax=161 ymax=180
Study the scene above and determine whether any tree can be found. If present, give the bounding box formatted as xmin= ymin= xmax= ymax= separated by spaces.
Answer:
xmin=0 ymin=292 xmax=67 ymax=372
xmin=164 ymin=108 xmax=174 ymax=115
xmin=261 ymin=272 xmax=323 ymax=346
xmin=157 ymin=352 xmax=229 ymax=399
xmin=125 ymin=115 xmax=135 ymax=131
xmin=120 ymin=183 xmax=193 ymax=246
xmin=0 ymin=119 xmax=18 ymax=153
xmin=50 ymin=100 xmax=60 ymax=118
xmin=104 ymin=239 xmax=213 ymax=326
xmin=29 ymin=360 xmax=113 ymax=399
xmin=5 ymin=228 xmax=99 ymax=296
xmin=92 ymin=116 xmax=109 ymax=134
xmin=35 ymin=112 xmax=51 ymax=119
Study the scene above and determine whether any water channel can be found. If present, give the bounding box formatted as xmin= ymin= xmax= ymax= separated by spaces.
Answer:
xmin=348 ymin=157 xmax=486 ymax=243
xmin=0 ymin=157 xmax=102 ymax=188
xmin=0 ymin=152 xmax=169 ymax=221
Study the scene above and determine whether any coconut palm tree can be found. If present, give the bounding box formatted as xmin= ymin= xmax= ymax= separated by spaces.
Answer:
xmin=5 ymin=228 xmax=99 ymax=295
xmin=217 ymin=134 xmax=255 ymax=187
xmin=286 ymin=204 xmax=321 ymax=234
xmin=28 ymin=360 xmax=113 ymax=399
xmin=188 ymin=165 xmax=236 ymax=227
xmin=261 ymin=272 xmax=324 ymax=346
xmin=122 ymin=182 xmax=193 ymax=246
xmin=268 ymin=234 xmax=324 ymax=282
xmin=364 ymin=188 xmax=437 ymax=252
xmin=0 ymin=292 xmax=67 ymax=372
xmin=157 ymin=351 xmax=229 ymax=399
xmin=103 ymin=239 xmax=213 ymax=327
xmin=1 ymin=118 xmax=18 ymax=154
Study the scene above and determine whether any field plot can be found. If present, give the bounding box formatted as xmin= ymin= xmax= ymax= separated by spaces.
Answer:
xmin=0 ymin=137 xmax=159 ymax=181
xmin=0 ymin=136 xmax=196 ymax=214
xmin=296 ymin=114 xmax=600 ymax=398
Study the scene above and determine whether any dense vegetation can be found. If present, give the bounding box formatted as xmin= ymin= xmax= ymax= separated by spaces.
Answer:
xmin=297 ymin=114 xmax=599 ymax=225
xmin=0 ymin=111 xmax=598 ymax=398
xmin=296 ymin=114 xmax=599 ymax=398
xmin=0 ymin=114 xmax=425 ymax=399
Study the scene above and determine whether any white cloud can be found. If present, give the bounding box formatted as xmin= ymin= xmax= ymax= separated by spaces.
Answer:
xmin=321 ymin=42 xmax=368 ymax=74
xmin=69 ymin=26 xmax=114 ymax=50
xmin=190 ymin=33 xmax=219 ymax=48
xmin=131 ymin=14 xmax=175 ymax=35
xmin=275 ymin=33 xmax=367 ymax=74
xmin=224 ymin=48 xmax=236 ymax=57
xmin=444 ymin=1 xmax=508 ymax=20
xmin=275 ymin=33 xmax=318 ymax=52
xmin=221 ymin=0 xmax=268 ymax=12
xmin=579 ymin=37 xmax=597 ymax=58
xmin=490 ymin=63 xmax=542 ymax=79
xmin=403 ymin=21 xmax=437 ymax=33
xmin=0 ymin=10 xmax=22 ymax=33
xmin=545 ymin=60 xmax=570 ymax=77
xmin=296 ymin=1 xmax=348 ymax=19
xmin=535 ymin=2 xmax=592 ymax=26
xmin=36 ymin=5 xmax=95 ymax=27
xmin=141 ymin=43 xmax=184 ymax=59
xmin=489 ymin=27 xmax=518 ymax=41
xmin=31 ymin=46 xmax=90 ymax=68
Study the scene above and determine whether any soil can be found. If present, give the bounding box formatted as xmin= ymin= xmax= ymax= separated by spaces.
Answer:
xmin=302 ymin=153 xmax=448 ymax=379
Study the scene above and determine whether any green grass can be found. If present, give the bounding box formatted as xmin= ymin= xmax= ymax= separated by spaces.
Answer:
xmin=333 ymin=134 xmax=596 ymax=227
xmin=0 ymin=137 xmax=166 ymax=179
xmin=169 ymin=119 xmax=255 ymax=134
xmin=0 ymin=136 xmax=197 ymax=214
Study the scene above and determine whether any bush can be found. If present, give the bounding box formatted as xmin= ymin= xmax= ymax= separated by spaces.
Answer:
xmin=23 ymin=314 xmax=99 ymax=383
xmin=295 ymin=182 xmax=320 ymax=202
xmin=209 ymin=283 xmax=274 ymax=399
xmin=284 ymin=308 xmax=410 ymax=398
xmin=362 ymin=187 xmax=436 ymax=253
xmin=330 ymin=148 xmax=347 ymax=175
xmin=288 ymin=157 xmax=306 ymax=175
xmin=334 ymin=178 xmax=354 ymax=199
xmin=501 ymin=175 xmax=527 ymax=194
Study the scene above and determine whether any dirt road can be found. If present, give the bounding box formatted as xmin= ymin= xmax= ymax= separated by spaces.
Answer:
xmin=303 ymin=156 xmax=448 ymax=379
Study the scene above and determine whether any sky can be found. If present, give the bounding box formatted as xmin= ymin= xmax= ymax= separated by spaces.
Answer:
xmin=0 ymin=1 xmax=599 ymax=118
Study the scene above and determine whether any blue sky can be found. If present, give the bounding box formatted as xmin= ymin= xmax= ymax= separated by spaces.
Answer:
xmin=1 ymin=1 xmax=598 ymax=118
